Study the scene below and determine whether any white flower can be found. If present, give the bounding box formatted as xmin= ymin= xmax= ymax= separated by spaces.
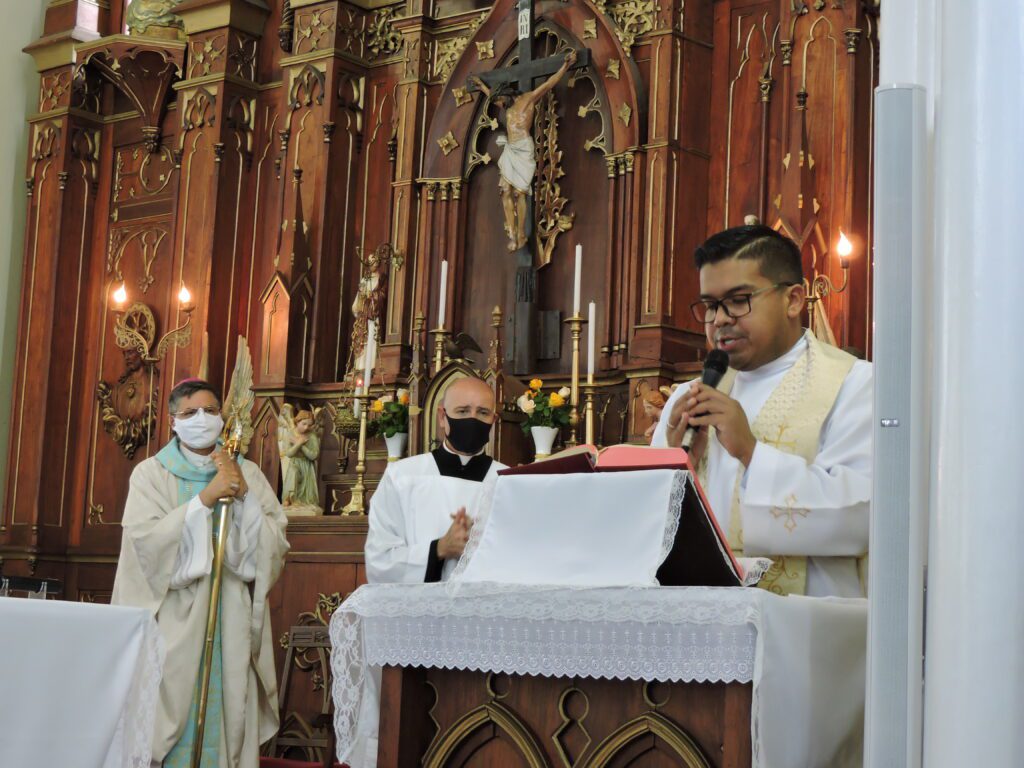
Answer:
xmin=517 ymin=395 xmax=536 ymax=415
xmin=558 ymin=387 xmax=571 ymax=399
xmin=379 ymin=394 xmax=394 ymax=404
xmin=396 ymin=388 xmax=409 ymax=400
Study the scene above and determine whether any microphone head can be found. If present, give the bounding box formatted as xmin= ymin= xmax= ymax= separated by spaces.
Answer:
xmin=701 ymin=349 xmax=730 ymax=388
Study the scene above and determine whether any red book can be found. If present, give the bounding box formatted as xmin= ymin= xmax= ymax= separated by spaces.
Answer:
xmin=498 ymin=444 xmax=746 ymax=587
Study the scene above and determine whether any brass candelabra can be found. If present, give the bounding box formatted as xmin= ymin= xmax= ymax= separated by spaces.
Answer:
xmin=583 ymin=378 xmax=596 ymax=446
xmin=432 ymin=327 xmax=450 ymax=374
xmin=341 ymin=391 xmax=372 ymax=515
xmin=563 ymin=313 xmax=586 ymax=448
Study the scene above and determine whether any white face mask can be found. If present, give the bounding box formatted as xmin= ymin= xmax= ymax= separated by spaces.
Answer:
xmin=173 ymin=409 xmax=224 ymax=450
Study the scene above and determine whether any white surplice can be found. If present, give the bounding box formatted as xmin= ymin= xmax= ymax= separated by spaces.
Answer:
xmin=365 ymin=446 xmax=507 ymax=584
xmin=651 ymin=332 xmax=872 ymax=597
xmin=355 ymin=446 xmax=506 ymax=768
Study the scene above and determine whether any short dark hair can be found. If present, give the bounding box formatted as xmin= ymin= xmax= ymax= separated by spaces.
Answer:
xmin=694 ymin=225 xmax=804 ymax=285
xmin=168 ymin=379 xmax=221 ymax=414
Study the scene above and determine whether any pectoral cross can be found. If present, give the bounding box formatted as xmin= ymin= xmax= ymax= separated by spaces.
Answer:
xmin=467 ymin=0 xmax=589 ymax=374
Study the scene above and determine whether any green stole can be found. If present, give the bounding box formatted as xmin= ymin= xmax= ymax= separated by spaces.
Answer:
xmin=158 ymin=438 xmax=226 ymax=768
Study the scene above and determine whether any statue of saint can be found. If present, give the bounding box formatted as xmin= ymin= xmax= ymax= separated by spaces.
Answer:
xmin=472 ymin=50 xmax=577 ymax=252
xmin=350 ymin=245 xmax=391 ymax=374
xmin=278 ymin=405 xmax=323 ymax=516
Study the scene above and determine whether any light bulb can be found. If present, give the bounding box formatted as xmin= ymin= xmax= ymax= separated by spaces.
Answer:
xmin=178 ymin=285 xmax=192 ymax=305
xmin=113 ymin=284 xmax=127 ymax=305
xmin=837 ymin=230 xmax=853 ymax=258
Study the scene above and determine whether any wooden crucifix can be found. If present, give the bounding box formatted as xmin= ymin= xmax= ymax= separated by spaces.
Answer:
xmin=467 ymin=0 xmax=590 ymax=374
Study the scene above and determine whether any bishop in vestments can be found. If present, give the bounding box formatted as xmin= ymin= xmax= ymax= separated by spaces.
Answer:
xmin=366 ymin=376 xmax=506 ymax=584
xmin=111 ymin=379 xmax=290 ymax=767
xmin=652 ymin=225 xmax=872 ymax=597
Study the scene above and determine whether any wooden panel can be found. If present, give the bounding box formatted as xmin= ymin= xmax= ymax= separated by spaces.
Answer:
xmin=379 ymin=666 xmax=752 ymax=768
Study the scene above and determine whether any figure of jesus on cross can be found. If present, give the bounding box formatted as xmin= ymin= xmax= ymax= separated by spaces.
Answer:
xmin=471 ymin=48 xmax=576 ymax=252
xmin=466 ymin=0 xmax=589 ymax=253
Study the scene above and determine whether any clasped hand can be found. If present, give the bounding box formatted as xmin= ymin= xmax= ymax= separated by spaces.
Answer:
xmin=199 ymin=448 xmax=249 ymax=507
xmin=437 ymin=507 xmax=473 ymax=560
xmin=665 ymin=382 xmax=757 ymax=467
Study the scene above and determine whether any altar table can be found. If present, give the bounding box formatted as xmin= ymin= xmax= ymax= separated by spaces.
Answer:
xmin=329 ymin=583 xmax=866 ymax=768
xmin=0 ymin=597 xmax=164 ymax=768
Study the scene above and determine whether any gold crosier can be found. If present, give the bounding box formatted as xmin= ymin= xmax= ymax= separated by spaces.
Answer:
xmin=190 ymin=418 xmax=244 ymax=767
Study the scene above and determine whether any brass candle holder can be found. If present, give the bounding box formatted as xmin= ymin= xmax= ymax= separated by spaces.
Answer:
xmin=563 ymin=313 xmax=586 ymax=448
xmin=341 ymin=391 xmax=372 ymax=515
xmin=584 ymin=377 xmax=596 ymax=446
xmin=432 ymin=327 xmax=450 ymax=374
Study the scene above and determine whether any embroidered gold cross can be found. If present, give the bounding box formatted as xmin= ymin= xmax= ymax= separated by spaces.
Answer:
xmin=761 ymin=424 xmax=797 ymax=452
xmin=770 ymin=493 xmax=809 ymax=532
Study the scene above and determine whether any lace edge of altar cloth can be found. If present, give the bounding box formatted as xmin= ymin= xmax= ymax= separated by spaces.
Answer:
xmin=328 ymin=584 xmax=763 ymax=767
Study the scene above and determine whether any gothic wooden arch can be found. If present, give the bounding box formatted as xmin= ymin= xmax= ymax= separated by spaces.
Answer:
xmin=421 ymin=701 xmax=548 ymax=768
xmin=423 ymin=0 xmax=644 ymax=181
xmin=582 ymin=711 xmax=713 ymax=768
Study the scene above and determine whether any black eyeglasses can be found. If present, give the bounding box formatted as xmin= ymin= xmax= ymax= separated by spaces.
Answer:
xmin=689 ymin=283 xmax=796 ymax=324
xmin=171 ymin=406 xmax=222 ymax=420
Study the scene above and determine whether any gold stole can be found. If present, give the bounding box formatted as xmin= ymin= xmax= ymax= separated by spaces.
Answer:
xmin=698 ymin=334 xmax=856 ymax=596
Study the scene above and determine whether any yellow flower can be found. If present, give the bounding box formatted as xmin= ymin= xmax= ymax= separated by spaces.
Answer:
xmin=529 ymin=378 xmax=543 ymax=391
xmin=371 ymin=399 xmax=385 ymax=413
xmin=549 ymin=392 xmax=565 ymax=407
xmin=398 ymin=392 xmax=410 ymax=406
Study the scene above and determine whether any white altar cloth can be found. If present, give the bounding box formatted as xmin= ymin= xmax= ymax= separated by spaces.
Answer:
xmin=330 ymin=583 xmax=867 ymax=768
xmin=0 ymin=597 xmax=164 ymax=768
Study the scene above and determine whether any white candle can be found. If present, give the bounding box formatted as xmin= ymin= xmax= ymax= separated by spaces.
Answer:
xmin=587 ymin=301 xmax=596 ymax=381
xmin=573 ymin=245 xmax=582 ymax=316
xmin=438 ymin=260 xmax=449 ymax=328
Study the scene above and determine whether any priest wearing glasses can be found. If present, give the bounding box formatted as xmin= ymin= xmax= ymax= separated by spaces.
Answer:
xmin=652 ymin=225 xmax=872 ymax=597
xmin=112 ymin=378 xmax=289 ymax=767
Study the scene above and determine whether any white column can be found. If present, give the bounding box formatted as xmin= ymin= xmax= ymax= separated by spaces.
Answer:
xmin=921 ymin=2 xmax=1024 ymax=765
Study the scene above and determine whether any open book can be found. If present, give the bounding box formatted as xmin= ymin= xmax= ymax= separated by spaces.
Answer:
xmin=499 ymin=444 xmax=747 ymax=587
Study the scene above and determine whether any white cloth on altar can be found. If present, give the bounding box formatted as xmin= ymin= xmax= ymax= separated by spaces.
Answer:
xmin=0 ymin=597 xmax=164 ymax=768
xmin=453 ymin=470 xmax=684 ymax=586
xmin=651 ymin=332 xmax=872 ymax=597
xmin=496 ymin=133 xmax=536 ymax=192
xmin=365 ymin=450 xmax=505 ymax=584
xmin=329 ymin=583 xmax=867 ymax=768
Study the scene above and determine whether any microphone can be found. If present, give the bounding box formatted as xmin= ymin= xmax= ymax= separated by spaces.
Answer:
xmin=680 ymin=349 xmax=730 ymax=453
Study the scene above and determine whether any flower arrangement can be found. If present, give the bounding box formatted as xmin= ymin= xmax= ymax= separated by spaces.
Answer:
xmin=515 ymin=379 xmax=572 ymax=435
xmin=371 ymin=388 xmax=410 ymax=437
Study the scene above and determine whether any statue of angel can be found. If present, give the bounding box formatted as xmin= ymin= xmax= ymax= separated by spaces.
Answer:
xmin=278 ymin=403 xmax=324 ymax=516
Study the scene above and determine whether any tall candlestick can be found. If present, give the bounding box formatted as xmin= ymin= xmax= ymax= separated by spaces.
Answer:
xmin=363 ymin=320 xmax=377 ymax=386
xmin=438 ymin=260 xmax=449 ymax=328
xmin=587 ymin=301 xmax=596 ymax=383
xmin=355 ymin=320 xmax=376 ymax=418
xmin=573 ymin=245 xmax=582 ymax=315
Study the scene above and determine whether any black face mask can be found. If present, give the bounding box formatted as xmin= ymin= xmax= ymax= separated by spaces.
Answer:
xmin=445 ymin=415 xmax=493 ymax=454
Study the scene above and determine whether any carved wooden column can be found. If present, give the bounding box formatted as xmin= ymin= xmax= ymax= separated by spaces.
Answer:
xmin=628 ymin=0 xmax=712 ymax=370
xmin=267 ymin=0 xmax=366 ymax=386
xmin=166 ymin=0 xmax=269 ymax=394
xmin=387 ymin=0 xmax=437 ymax=378
xmin=2 ymin=2 xmax=109 ymax=564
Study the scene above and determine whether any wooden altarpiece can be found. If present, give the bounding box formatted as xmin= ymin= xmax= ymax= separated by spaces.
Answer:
xmin=2 ymin=0 xmax=877 ymax=761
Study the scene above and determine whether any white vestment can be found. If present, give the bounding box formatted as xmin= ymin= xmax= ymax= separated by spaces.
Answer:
xmin=652 ymin=332 xmax=872 ymax=597
xmin=496 ymin=134 xmax=536 ymax=193
xmin=112 ymin=446 xmax=290 ymax=766
xmin=365 ymin=447 xmax=506 ymax=584
xmin=352 ymin=446 xmax=504 ymax=768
